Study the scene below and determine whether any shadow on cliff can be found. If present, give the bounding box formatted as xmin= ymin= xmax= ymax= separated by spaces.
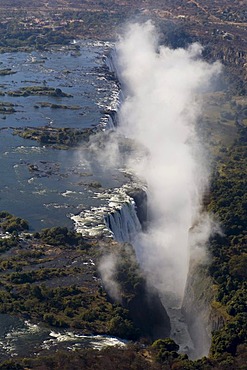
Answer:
xmin=127 ymin=284 xmax=171 ymax=341
xmin=100 ymin=242 xmax=171 ymax=341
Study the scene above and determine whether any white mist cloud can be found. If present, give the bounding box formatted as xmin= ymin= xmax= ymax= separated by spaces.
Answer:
xmin=115 ymin=21 xmax=221 ymax=303
xmin=86 ymin=131 xmax=122 ymax=170
xmin=98 ymin=253 xmax=122 ymax=302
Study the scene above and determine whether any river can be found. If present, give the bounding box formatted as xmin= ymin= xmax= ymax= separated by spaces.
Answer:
xmin=0 ymin=40 xmax=132 ymax=358
xmin=0 ymin=314 xmax=126 ymax=358
xmin=0 ymin=40 xmax=128 ymax=231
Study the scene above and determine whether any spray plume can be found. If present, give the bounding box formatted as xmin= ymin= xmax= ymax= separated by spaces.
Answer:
xmin=114 ymin=21 xmax=221 ymax=304
xmin=99 ymin=253 xmax=122 ymax=303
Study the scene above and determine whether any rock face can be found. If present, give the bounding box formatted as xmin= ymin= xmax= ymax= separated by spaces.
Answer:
xmin=127 ymin=286 xmax=171 ymax=340
xmin=181 ymin=263 xmax=226 ymax=359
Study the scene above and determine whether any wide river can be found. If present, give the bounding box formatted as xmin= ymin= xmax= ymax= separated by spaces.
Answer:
xmin=0 ymin=40 xmax=131 ymax=357
xmin=0 ymin=40 xmax=127 ymax=231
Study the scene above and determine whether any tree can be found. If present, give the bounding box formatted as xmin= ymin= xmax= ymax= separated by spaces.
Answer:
xmin=152 ymin=338 xmax=180 ymax=363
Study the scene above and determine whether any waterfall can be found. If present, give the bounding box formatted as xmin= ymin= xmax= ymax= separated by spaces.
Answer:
xmin=105 ymin=48 xmax=119 ymax=76
xmin=71 ymin=185 xmax=143 ymax=242
xmin=101 ymin=22 xmax=221 ymax=358
xmin=74 ymin=33 xmax=216 ymax=356
xmin=104 ymin=110 xmax=118 ymax=129
xmin=104 ymin=200 xmax=141 ymax=243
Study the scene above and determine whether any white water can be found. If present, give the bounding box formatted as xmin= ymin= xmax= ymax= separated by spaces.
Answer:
xmin=0 ymin=314 xmax=126 ymax=357
xmin=104 ymin=200 xmax=141 ymax=243
xmin=41 ymin=331 xmax=127 ymax=351
xmin=71 ymin=184 xmax=141 ymax=240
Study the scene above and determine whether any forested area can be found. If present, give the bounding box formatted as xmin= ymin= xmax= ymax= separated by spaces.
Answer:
xmin=0 ymin=134 xmax=246 ymax=369
xmin=206 ymin=127 xmax=247 ymax=363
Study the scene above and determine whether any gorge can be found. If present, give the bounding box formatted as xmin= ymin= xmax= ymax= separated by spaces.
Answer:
xmin=0 ymin=0 xmax=246 ymax=366
xmin=96 ymin=21 xmax=222 ymax=358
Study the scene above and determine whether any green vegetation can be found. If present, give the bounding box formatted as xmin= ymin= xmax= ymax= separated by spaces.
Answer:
xmin=0 ymin=282 xmax=134 ymax=335
xmin=14 ymin=126 xmax=95 ymax=148
xmin=7 ymin=86 xmax=72 ymax=98
xmin=0 ymin=6 xmax=124 ymax=54
xmin=0 ymin=0 xmax=246 ymax=366
xmin=1 ymin=340 xmax=246 ymax=370
xmin=0 ymin=211 xmax=29 ymax=233
xmin=0 ymin=102 xmax=16 ymax=114
xmin=0 ymin=220 xmax=139 ymax=339
xmin=0 ymin=23 xmax=72 ymax=53
xmin=112 ymin=243 xmax=145 ymax=303
xmin=0 ymin=235 xmax=19 ymax=253
xmin=152 ymin=338 xmax=181 ymax=363
xmin=35 ymin=101 xmax=81 ymax=109
xmin=206 ymin=128 xmax=247 ymax=360
xmin=35 ymin=226 xmax=85 ymax=246
xmin=198 ymin=93 xmax=240 ymax=155
xmin=2 ymin=105 xmax=247 ymax=367
xmin=0 ymin=68 xmax=16 ymax=75
xmin=0 ymin=345 xmax=155 ymax=370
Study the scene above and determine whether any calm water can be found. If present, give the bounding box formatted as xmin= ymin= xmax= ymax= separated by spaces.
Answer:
xmin=0 ymin=41 xmax=124 ymax=231
xmin=0 ymin=41 xmax=116 ymax=128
